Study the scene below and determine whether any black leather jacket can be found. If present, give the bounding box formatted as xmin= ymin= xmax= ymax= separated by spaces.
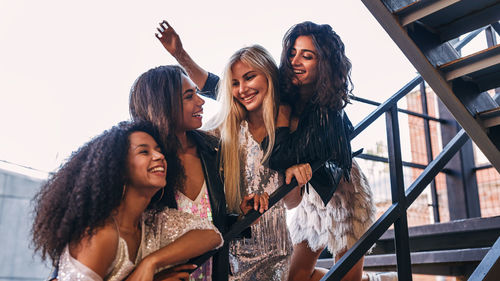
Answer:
xmin=188 ymin=130 xmax=229 ymax=281
xmin=264 ymin=103 xmax=354 ymax=206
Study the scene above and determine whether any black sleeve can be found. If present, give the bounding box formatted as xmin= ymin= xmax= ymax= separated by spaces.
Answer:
xmin=200 ymin=72 xmax=220 ymax=100
xmin=265 ymin=106 xmax=354 ymax=180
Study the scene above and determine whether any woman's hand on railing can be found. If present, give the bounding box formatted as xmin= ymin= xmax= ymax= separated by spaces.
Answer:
xmin=240 ymin=192 xmax=269 ymax=214
xmin=283 ymin=163 xmax=312 ymax=209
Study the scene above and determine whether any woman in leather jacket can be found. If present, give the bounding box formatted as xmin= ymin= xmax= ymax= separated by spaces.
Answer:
xmin=272 ymin=21 xmax=376 ymax=281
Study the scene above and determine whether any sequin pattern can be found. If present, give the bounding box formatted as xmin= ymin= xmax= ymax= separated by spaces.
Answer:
xmin=141 ymin=207 xmax=223 ymax=272
xmin=229 ymin=121 xmax=292 ymax=281
xmin=176 ymin=183 xmax=214 ymax=281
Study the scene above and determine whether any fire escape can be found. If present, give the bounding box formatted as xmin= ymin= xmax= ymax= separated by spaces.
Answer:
xmin=316 ymin=0 xmax=500 ymax=280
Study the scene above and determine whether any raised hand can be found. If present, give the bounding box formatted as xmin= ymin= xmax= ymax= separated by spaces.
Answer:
xmin=155 ymin=20 xmax=183 ymax=57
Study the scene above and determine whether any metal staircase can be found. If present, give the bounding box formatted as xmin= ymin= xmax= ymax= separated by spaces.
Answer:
xmin=361 ymin=0 xmax=500 ymax=172
xmin=317 ymin=1 xmax=500 ymax=280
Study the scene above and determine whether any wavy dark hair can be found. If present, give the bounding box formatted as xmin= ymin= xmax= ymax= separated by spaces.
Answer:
xmin=31 ymin=121 xmax=179 ymax=266
xmin=129 ymin=65 xmax=187 ymax=189
xmin=280 ymin=21 xmax=353 ymax=111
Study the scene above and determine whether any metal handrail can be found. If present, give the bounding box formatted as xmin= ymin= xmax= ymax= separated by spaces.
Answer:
xmin=351 ymin=76 xmax=423 ymax=139
xmin=351 ymin=95 xmax=445 ymax=122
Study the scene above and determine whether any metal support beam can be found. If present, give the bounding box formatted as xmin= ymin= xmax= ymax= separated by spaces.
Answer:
xmin=437 ymin=100 xmax=481 ymax=219
xmin=353 ymin=76 xmax=423 ymax=139
xmin=386 ymin=106 xmax=412 ymax=280
xmin=420 ymin=82 xmax=440 ymax=222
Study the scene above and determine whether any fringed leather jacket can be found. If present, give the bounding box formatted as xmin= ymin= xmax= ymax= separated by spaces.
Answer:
xmin=263 ymin=103 xmax=354 ymax=206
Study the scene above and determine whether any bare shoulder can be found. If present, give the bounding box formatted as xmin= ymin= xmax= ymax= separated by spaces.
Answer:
xmin=69 ymin=222 xmax=119 ymax=277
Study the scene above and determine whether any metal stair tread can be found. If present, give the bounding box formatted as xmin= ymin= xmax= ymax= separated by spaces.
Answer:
xmin=394 ymin=0 xmax=460 ymax=27
xmin=438 ymin=44 xmax=500 ymax=82
xmin=478 ymin=107 xmax=500 ymax=127
xmin=413 ymin=1 xmax=500 ymax=42
xmin=379 ymin=216 xmax=500 ymax=239
xmin=371 ymin=216 xmax=500 ymax=254
xmin=365 ymin=248 xmax=491 ymax=266
xmin=316 ymin=247 xmax=490 ymax=268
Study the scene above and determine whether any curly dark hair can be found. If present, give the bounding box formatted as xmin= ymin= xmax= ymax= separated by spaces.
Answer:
xmin=129 ymin=65 xmax=187 ymax=189
xmin=31 ymin=121 xmax=179 ymax=266
xmin=280 ymin=21 xmax=353 ymax=111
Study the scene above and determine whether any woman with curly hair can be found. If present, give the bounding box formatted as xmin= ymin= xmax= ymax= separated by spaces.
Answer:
xmin=31 ymin=121 xmax=223 ymax=281
xmin=269 ymin=21 xmax=376 ymax=281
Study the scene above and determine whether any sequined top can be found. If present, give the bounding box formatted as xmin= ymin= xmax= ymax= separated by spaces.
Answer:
xmin=176 ymin=182 xmax=214 ymax=281
xmin=229 ymin=121 xmax=293 ymax=281
xmin=58 ymin=208 xmax=223 ymax=281
xmin=140 ymin=207 xmax=223 ymax=272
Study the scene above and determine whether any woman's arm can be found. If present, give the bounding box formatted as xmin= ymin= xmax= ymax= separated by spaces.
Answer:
xmin=139 ymin=209 xmax=224 ymax=269
xmin=267 ymin=106 xmax=354 ymax=179
xmin=128 ymin=229 xmax=221 ymax=280
xmin=155 ymin=20 xmax=209 ymax=90
xmin=282 ymin=163 xmax=312 ymax=209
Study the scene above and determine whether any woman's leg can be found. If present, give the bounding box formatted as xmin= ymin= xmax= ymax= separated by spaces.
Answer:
xmin=335 ymin=249 xmax=364 ymax=281
xmin=288 ymin=241 xmax=328 ymax=281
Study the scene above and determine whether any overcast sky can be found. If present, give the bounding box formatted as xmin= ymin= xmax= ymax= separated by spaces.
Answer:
xmin=1 ymin=0 xmax=434 ymax=178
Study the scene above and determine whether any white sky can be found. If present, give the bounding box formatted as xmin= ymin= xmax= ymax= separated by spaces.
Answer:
xmin=1 ymin=0 xmax=423 ymax=177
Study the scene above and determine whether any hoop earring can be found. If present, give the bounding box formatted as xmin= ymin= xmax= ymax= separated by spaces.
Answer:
xmin=122 ymin=184 xmax=127 ymax=200
xmin=156 ymin=188 xmax=165 ymax=203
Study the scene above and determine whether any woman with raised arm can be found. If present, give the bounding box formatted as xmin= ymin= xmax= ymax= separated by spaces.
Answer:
xmin=32 ymin=121 xmax=223 ymax=281
xmin=130 ymin=65 xmax=231 ymax=281
xmin=155 ymin=22 xmax=311 ymax=281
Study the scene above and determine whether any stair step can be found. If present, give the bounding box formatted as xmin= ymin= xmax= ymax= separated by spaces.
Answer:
xmin=394 ymin=0 xmax=460 ymax=27
xmin=364 ymin=248 xmax=490 ymax=276
xmin=438 ymin=44 xmax=500 ymax=91
xmin=396 ymin=0 xmax=500 ymax=42
xmin=372 ymin=216 xmax=500 ymax=254
xmin=478 ymin=107 xmax=500 ymax=128
xmin=317 ymin=248 xmax=489 ymax=276
xmin=382 ymin=0 xmax=418 ymax=13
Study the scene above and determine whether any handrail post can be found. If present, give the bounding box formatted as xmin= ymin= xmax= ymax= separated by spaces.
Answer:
xmin=386 ymin=106 xmax=413 ymax=280
xmin=420 ymin=82 xmax=441 ymax=222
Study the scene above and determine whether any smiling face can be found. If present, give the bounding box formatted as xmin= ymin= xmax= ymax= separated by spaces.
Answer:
xmin=231 ymin=60 xmax=268 ymax=113
xmin=289 ymin=35 xmax=319 ymax=86
xmin=126 ymin=131 xmax=167 ymax=190
xmin=179 ymin=74 xmax=205 ymax=131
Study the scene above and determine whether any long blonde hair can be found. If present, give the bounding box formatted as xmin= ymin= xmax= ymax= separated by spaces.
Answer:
xmin=205 ymin=45 xmax=280 ymax=213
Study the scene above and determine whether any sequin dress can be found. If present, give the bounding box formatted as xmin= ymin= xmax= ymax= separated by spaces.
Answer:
xmin=176 ymin=182 xmax=214 ymax=281
xmin=229 ymin=121 xmax=293 ymax=281
xmin=58 ymin=208 xmax=223 ymax=281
